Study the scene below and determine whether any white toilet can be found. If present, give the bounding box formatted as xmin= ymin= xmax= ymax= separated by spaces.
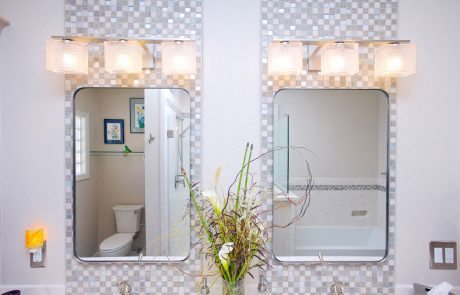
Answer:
xmin=99 ymin=204 xmax=144 ymax=257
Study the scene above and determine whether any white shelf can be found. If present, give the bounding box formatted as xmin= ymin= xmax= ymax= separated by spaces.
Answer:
xmin=0 ymin=17 xmax=10 ymax=34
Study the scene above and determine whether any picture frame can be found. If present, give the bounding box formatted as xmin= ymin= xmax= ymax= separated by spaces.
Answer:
xmin=104 ymin=119 xmax=124 ymax=144
xmin=130 ymin=98 xmax=145 ymax=133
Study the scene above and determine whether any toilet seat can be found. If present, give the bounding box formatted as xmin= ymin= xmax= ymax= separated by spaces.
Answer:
xmin=99 ymin=233 xmax=134 ymax=253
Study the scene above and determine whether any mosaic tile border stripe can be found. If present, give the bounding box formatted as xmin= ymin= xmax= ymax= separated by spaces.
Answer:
xmin=260 ymin=0 xmax=398 ymax=294
xmin=290 ymin=184 xmax=387 ymax=191
xmin=64 ymin=1 xmax=203 ymax=294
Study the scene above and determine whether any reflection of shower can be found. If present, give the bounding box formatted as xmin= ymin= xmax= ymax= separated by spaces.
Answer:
xmin=174 ymin=112 xmax=190 ymax=188
xmin=274 ymin=114 xmax=290 ymax=193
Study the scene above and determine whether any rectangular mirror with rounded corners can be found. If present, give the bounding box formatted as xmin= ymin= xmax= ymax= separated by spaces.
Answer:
xmin=273 ymin=89 xmax=389 ymax=262
xmin=74 ymin=87 xmax=191 ymax=262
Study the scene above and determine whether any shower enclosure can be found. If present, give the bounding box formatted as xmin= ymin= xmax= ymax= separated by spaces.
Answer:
xmin=273 ymin=89 xmax=389 ymax=262
xmin=144 ymin=88 xmax=191 ymax=259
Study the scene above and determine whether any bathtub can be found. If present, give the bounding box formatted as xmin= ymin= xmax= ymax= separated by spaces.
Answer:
xmin=275 ymin=226 xmax=387 ymax=262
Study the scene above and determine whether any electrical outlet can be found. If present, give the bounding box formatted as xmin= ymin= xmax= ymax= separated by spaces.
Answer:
xmin=433 ymin=247 xmax=443 ymax=263
xmin=429 ymin=241 xmax=457 ymax=270
xmin=32 ymin=249 xmax=42 ymax=263
xmin=29 ymin=241 xmax=46 ymax=268
xmin=445 ymin=248 xmax=455 ymax=264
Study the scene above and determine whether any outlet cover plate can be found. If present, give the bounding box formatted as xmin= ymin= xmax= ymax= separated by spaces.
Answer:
xmin=429 ymin=241 xmax=457 ymax=270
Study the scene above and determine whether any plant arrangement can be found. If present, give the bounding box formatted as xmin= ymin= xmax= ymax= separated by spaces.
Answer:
xmin=183 ymin=143 xmax=313 ymax=295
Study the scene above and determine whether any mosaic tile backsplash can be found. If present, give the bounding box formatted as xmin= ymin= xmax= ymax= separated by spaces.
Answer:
xmin=64 ymin=0 xmax=398 ymax=294
xmin=260 ymin=0 xmax=398 ymax=294
xmin=64 ymin=0 xmax=203 ymax=294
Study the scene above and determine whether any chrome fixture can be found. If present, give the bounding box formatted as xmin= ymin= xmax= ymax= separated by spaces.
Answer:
xmin=200 ymin=277 xmax=210 ymax=295
xmin=118 ymin=281 xmax=132 ymax=295
xmin=257 ymin=274 xmax=268 ymax=293
xmin=318 ymin=252 xmax=324 ymax=262
xmin=137 ymin=250 xmax=144 ymax=261
xmin=175 ymin=174 xmax=186 ymax=188
xmin=176 ymin=112 xmax=191 ymax=120
xmin=148 ymin=134 xmax=155 ymax=144
xmin=330 ymin=282 xmax=344 ymax=295
xmin=46 ymin=36 xmax=196 ymax=75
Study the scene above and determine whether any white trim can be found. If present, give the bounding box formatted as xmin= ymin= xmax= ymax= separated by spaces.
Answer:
xmin=0 ymin=285 xmax=65 ymax=295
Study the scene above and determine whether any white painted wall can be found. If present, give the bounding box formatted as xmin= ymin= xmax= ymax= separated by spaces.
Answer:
xmin=0 ymin=16 xmax=4 ymax=283
xmin=396 ymin=0 xmax=460 ymax=291
xmin=202 ymin=0 xmax=261 ymax=189
xmin=275 ymin=89 xmax=386 ymax=179
xmin=202 ymin=0 xmax=260 ymax=291
xmin=0 ymin=0 xmax=65 ymax=291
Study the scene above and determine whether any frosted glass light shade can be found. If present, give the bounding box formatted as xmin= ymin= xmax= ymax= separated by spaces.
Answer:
xmin=268 ymin=42 xmax=303 ymax=75
xmin=320 ymin=43 xmax=359 ymax=76
xmin=46 ymin=39 xmax=88 ymax=74
xmin=161 ymin=41 xmax=197 ymax=75
xmin=374 ymin=43 xmax=416 ymax=77
xmin=104 ymin=40 xmax=143 ymax=74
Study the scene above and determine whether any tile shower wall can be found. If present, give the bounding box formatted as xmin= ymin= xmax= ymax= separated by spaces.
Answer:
xmin=64 ymin=1 xmax=203 ymax=293
xmin=260 ymin=0 xmax=398 ymax=294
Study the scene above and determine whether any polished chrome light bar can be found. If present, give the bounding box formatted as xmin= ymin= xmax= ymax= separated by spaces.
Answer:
xmin=272 ymin=39 xmax=411 ymax=46
xmin=51 ymin=35 xmax=193 ymax=44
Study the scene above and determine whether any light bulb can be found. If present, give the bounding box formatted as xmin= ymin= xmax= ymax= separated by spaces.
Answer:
xmin=104 ymin=40 xmax=143 ymax=74
xmin=268 ymin=42 xmax=303 ymax=75
xmin=320 ymin=42 xmax=359 ymax=76
xmin=46 ymin=39 xmax=88 ymax=74
xmin=161 ymin=41 xmax=197 ymax=75
xmin=374 ymin=43 xmax=416 ymax=77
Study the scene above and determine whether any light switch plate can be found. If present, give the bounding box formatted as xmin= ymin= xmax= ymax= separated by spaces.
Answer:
xmin=429 ymin=241 xmax=457 ymax=270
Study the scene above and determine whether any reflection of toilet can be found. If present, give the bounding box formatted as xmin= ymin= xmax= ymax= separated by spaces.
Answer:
xmin=99 ymin=205 xmax=144 ymax=257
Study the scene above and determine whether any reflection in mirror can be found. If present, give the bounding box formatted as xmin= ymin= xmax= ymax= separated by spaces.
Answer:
xmin=273 ymin=89 xmax=388 ymax=262
xmin=74 ymin=88 xmax=191 ymax=262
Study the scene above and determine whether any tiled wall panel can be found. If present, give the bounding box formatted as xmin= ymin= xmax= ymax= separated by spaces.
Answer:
xmin=260 ymin=0 xmax=398 ymax=294
xmin=64 ymin=1 xmax=203 ymax=293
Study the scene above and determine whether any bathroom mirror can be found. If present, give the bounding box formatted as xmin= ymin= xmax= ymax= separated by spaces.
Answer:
xmin=273 ymin=89 xmax=389 ymax=262
xmin=74 ymin=87 xmax=191 ymax=262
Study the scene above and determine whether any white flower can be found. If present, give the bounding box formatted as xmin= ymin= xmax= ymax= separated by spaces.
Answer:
xmin=218 ymin=242 xmax=234 ymax=271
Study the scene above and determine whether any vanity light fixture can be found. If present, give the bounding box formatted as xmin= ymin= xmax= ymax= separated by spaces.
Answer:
xmin=104 ymin=40 xmax=143 ymax=74
xmin=46 ymin=36 xmax=197 ymax=76
xmin=25 ymin=228 xmax=46 ymax=268
xmin=268 ymin=41 xmax=303 ymax=75
xmin=160 ymin=41 xmax=197 ymax=75
xmin=46 ymin=39 xmax=88 ymax=74
xmin=374 ymin=43 xmax=416 ymax=77
xmin=320 ymin=42 xmax=359 ymax=76
xmin=270 ymin=39 xmax=416 ymax=78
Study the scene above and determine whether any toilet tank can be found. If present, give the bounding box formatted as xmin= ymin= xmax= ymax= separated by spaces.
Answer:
xmin=113 ymin=205 xmax=144 ymax=233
